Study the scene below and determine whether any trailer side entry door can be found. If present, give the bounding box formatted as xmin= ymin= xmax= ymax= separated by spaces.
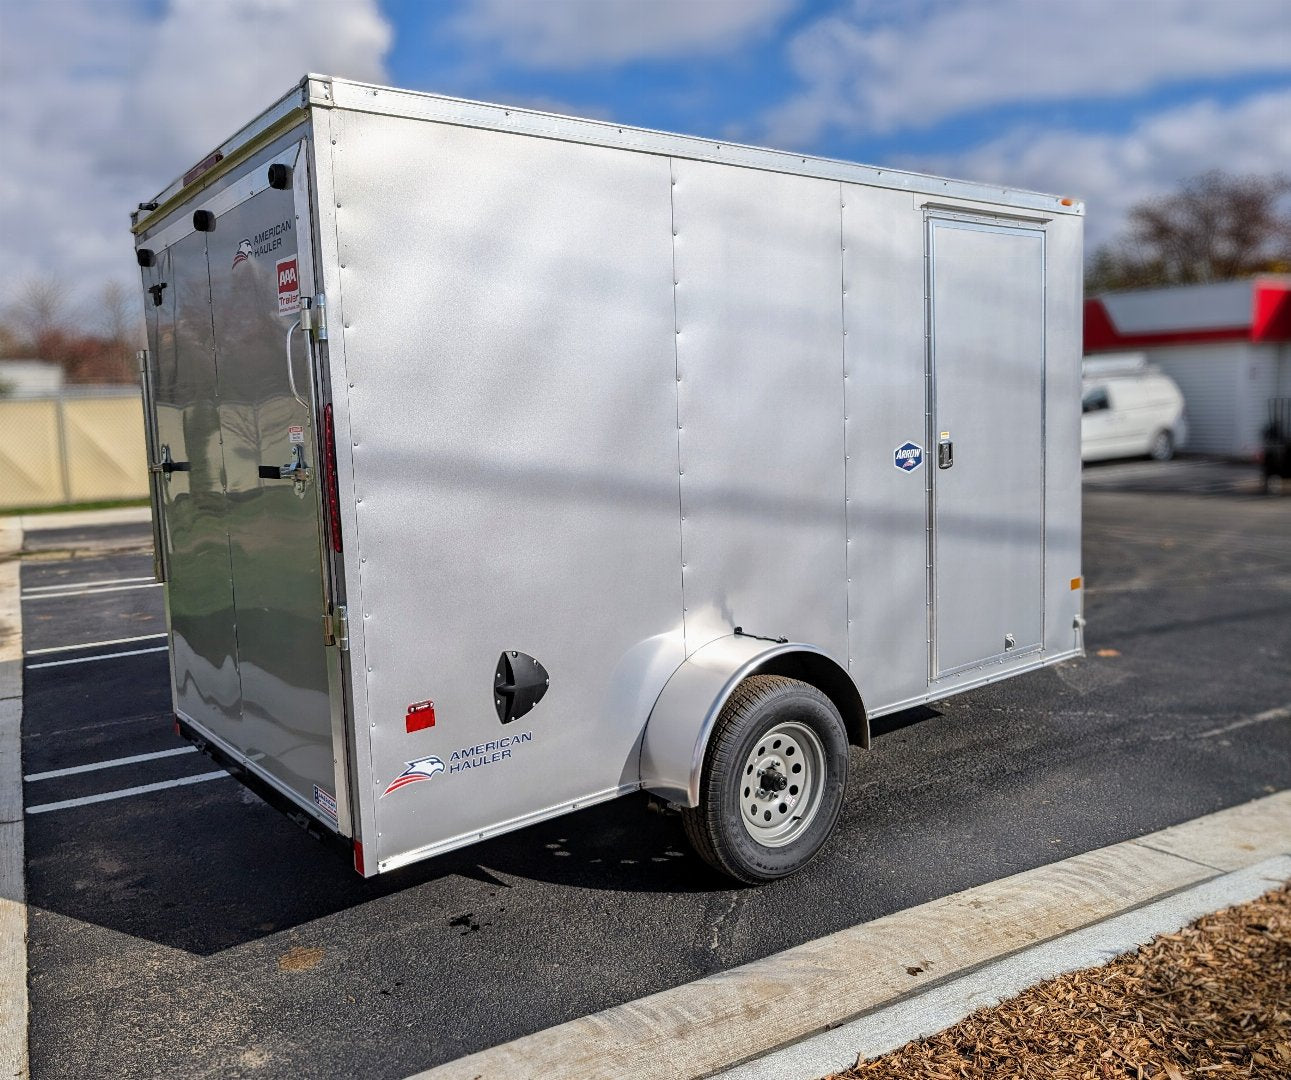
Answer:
xmin=928 ymin=217 xmax=1046 ymax=678
xmin=144 ymin=140 xmax=342 ymax=824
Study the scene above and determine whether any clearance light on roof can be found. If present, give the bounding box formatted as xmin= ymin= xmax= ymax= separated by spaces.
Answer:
xmin=182 ymin=150 xmax=224 ymax=188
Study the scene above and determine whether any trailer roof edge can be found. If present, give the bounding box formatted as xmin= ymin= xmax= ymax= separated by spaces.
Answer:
xmin=308 ymin=75 xmax=1083 ymax=217
xmin=131 ymin=78 xmax=311 ymax=234
xmin=132 ymin=73 xmax=1084 ymax=234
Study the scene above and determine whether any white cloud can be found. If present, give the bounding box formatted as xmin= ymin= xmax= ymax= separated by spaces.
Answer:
xmin=765 ymin=0 xmax=1291 ymax=146
xmin=451 ymin=0 xmax=794 ymax=69
xmin=0 ymin=0 xmax=390 ymax=312
xmin=896 ymin=89 xmax=1291 ymax=249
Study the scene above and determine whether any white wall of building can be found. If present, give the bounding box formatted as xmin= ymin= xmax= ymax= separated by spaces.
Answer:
xmin=1142 ymin=343 xmax=1288 ymax=458
xmin=0 ymin=359 xmax=64 ymax=397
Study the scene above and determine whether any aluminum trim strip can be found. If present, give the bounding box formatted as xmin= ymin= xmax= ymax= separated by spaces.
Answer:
xmin=175 ymin=709 xmax=344 ymax=835
xmin=139 ymin=141 xmax=304 ymax=253
xmin=377 ymin=783 xmax=639 ymax=873
xmin=133 ymin=85 xmax=309 ymax=228
xmin=868 ymin=647 xmax=1082 ymax=720
xmin=316 ymin=77 xmax=1082 ymax=217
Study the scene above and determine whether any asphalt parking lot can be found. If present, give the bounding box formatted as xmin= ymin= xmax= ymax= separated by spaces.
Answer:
xmin=18 ymin=459 xmax=1291 ymax=1079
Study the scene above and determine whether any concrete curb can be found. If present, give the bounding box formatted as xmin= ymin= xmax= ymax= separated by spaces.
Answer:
xmin=0 ymin=518 xmax=28 ymax=1080
xmin=718 ymin=855 xmax=1291 ymax=1080
xmin=9 ymin=505 xmax=151 ymax=534
xmin=414 ymin=791 xmax=1291 ymax=1080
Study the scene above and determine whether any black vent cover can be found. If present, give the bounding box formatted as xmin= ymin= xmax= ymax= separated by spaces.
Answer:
xmin=493 ymin=651 xmax=549 ymax=725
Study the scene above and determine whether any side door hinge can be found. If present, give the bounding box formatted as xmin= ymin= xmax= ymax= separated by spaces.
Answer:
xmin=323 ymin=604 xmax=349 ymax=650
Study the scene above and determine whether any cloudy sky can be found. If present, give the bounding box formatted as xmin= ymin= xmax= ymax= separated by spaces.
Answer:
xmin=1 ymin=0 xmax=1289 ymax=314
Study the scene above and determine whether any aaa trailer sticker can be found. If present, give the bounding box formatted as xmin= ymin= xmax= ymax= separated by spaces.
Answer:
xmin=276 ymin=255 xmax=300 ymax=315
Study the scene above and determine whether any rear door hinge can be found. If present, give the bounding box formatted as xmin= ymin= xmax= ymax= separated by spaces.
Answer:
xmin=323 ymin=604 xmax=350 ymax=650
xmin=308 ymin=293 xmax=327 ymax=341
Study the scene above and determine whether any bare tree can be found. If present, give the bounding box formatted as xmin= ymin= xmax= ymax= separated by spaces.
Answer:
xmin=9 ymin=273 xmax=72 ymax=343
xmin=1087 ymin=171 xmax=1291 ymax=293
xmin=0 ymin=319 xmax=23 ymax=360
xmin=92 ymin=279 xmax=144 ymax=381
xmin=99 ymin=279 xmax=141 ymax=346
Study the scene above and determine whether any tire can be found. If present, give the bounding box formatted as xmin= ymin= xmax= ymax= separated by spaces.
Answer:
xmin=681 ymin=675 xmax=849 ymax=884
xmin=1148 ymin=429 xmax=1174 ymax=461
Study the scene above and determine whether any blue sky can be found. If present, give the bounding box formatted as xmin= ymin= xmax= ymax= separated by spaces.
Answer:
xmin=1 ymin=0 xmax=1289 ymax=313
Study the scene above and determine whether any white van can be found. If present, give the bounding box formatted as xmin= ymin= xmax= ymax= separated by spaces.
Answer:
xmin=1082 ymin=354 xmax=1188 ymax=462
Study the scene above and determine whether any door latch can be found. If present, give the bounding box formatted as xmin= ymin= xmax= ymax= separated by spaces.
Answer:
xmin=938 ymin=440 xmax=954 ymax=469
xmin=149 ymin=444 xmax=190 ymax=477
xmin=258 ymin=444 xmax=312 ymax=496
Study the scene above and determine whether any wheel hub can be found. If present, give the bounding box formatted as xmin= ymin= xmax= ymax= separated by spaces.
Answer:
xmin=740 ymin=721 xmax=826 ymax=848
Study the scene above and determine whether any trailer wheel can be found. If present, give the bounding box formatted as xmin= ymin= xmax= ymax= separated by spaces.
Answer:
xmin=681 ymin=675 xmax=848 ymax=883
xmin=1148 ymin=429 xmax=1174 ymax=461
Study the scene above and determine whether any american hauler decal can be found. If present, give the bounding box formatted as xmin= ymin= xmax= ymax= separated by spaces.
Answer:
xmin=231 ymin=218 xmax=293 ymax=268
xmin=382 ymin=756 xmax=445 ymax=796
xmin=380 ymin=732 xmax=535 ymax=798
xmin=448 ymin=731 xmax=533 ymax=774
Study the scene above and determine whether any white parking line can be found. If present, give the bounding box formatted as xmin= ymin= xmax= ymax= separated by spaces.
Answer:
xmin=21 ymin=576 xmax=156 ymax=595
xmin=1197 ymin=705 xmax=1291 ymax=739
xmin=26 ymin=633 xmax=168 ymax=657
xmin=21 ymin=582 xmax=162 ymax=601
xmin=24 ymin=746 xmax=197 ymax=782
xmin=26 ymin=646 xmax=169 ymax=670
xmin=25 ymin=771 xmax=230 ymax=815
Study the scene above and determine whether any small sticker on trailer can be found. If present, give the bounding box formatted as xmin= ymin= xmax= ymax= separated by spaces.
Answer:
xmin=893 ymin=441 xmax=924 ymax=472
xmin=313 ymin=784 xmax=338 ymax=822
xmin=276 ymin=255 xmax=300 ymax=315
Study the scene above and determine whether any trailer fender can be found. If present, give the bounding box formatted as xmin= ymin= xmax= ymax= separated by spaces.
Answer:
xmin=639 ymin=636 xmax=867 ymax=807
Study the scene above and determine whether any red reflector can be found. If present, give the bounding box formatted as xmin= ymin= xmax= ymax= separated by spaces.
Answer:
xmin=322 ymin=403 xmax=343 ymax=553
xmin=173 ymin=719 xmax=181 ymax=736
xmin=353 ymin=840 xmax=365 ymax=876
xmin=406 ymin=700 xmax=436 ymax=732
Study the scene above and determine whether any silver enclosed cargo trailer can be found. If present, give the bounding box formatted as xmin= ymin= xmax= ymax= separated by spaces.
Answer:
xmin=132 ymin=75 xmax=1084 ymax=882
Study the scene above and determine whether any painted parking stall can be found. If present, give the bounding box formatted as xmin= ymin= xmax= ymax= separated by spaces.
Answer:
xmin=16 ymin=495 xmax=1291 ymax=1079
xmin=19 ymin=557 xmax=223 ymax=813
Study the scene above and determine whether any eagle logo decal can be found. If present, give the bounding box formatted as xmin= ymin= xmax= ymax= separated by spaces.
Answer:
xmin=381 ymin=755 xmax=445 ymax=797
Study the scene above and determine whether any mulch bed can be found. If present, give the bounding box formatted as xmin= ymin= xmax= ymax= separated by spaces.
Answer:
xmin=828 ymin=883 xmax=1290 ymax=1080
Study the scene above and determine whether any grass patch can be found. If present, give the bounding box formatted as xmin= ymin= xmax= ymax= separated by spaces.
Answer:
xmin=2 ymin=497 xmax=150 ymax=516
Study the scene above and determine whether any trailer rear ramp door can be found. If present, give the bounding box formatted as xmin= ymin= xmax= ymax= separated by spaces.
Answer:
xmin=142 ymin=138 xmax=346 ymax=831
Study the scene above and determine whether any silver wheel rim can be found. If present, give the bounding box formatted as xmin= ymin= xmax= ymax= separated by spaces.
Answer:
xmin=739 ymin=721 xmax=826 ymax=848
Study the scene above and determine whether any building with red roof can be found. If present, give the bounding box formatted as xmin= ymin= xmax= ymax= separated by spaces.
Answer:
xmin=1085 ymin=276 xmax=1291 ymax=458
